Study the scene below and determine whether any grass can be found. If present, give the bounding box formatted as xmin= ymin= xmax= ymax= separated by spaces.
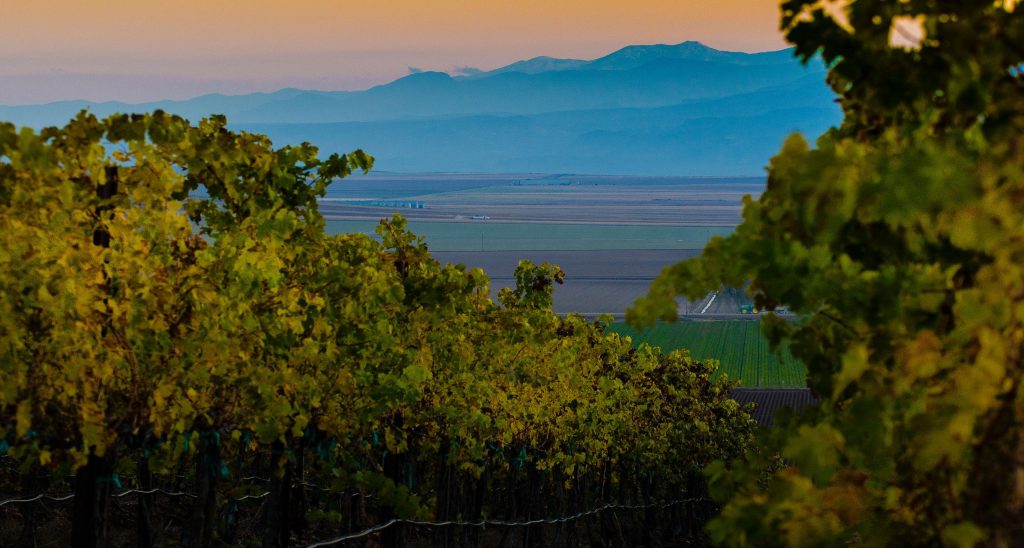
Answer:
xmin=607 ymin=320 xmax=807 ymax=388
xmin=325 ymin=220 xmax=733 ymax=251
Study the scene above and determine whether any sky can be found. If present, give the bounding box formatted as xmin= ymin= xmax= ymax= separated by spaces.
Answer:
xmin=0 ymin=0 xmax=787 ymax=105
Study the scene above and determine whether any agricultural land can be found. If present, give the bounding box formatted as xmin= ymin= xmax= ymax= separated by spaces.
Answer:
xmin=608 ymin=321 xmax=806 ymax=388
xmin=324 ymin=172 xmax=805 ymax=389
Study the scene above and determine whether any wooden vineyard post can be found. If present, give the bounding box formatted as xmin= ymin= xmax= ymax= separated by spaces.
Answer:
xmin=137 ymin=458 xmax=155 ymax=548
xmin=70 ymin=165 xmax=119 ymax=548
xmin=263 ymin=440 xmax=293 ymax=548
xmin=183 ymin=433 xmax=221 ymax=548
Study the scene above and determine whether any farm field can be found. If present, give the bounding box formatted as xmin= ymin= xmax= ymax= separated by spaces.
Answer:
xmin=432 ymin=249 xmax=699 ymax=280
xmin=321 ymin=172 xmax=761 ymax=226
xmin=322 ymin=175 xmax=767 ymax=318
xmin=433 ymin=250 xmax=699 ymax=316
xmin=430 ymin=251 xmax=773 ymax=318
xmin=321 ymin=172 xmax=536 ymax=200
xmin=608 ymin=321 xmax=807 ymax=388
xmin=326 ymin=220 xmax=732 ymax=251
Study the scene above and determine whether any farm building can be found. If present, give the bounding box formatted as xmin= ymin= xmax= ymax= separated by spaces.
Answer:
xmin=368 ymin=200 xmax=425 ymax=209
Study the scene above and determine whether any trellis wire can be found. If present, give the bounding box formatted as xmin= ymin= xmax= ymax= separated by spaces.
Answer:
xmin=305 ymin=496 xmax=711 ymax=548
xmin=0 ymin=479 xmax=374 ymax=509
xmin=0 ymin=493 xmax=75 ymax=507
xmin=113 ymin=488 xmax=197 ymax=499
xmin=0 ymin=487 xmax=272 ymax=506
xmin=2 ymin=487 xmax=708 ymax=546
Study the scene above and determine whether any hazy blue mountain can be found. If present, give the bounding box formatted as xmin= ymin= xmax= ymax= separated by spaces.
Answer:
xmin=0 ymin=88 xmax=309 ymax=128
xmin=478 ymin=56 xmax=588 ymax=76
xmin=529 ymin=73 xmax=836 ymax=133
xmin=1 ymin=41 xmax=822 ymax=126
xmin=227 ymin=57 xmax=820 ymax=123
xmin=239 ymin=76 xmax=841 ymax=176
xmin=0 ymin=41 xmax=838 ymax=175
xmin=471 ymin=41 xmax=795 ymax=78
xmin=585 ymin=41 xmax=796 ymax=70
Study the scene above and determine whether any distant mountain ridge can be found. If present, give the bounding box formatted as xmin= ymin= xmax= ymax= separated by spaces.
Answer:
xmin=0 ymin=41 xmax=840 ymax=175
xmin=473 ymin=41 xmax=795 ymax=77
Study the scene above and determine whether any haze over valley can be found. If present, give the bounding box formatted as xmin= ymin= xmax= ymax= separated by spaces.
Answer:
xmin=0 ymin=40 xmax=838 ymax=324
xmin=1 ymin=41 xmax=839 ymax=175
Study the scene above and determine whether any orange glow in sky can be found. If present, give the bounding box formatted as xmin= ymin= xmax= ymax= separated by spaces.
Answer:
xmin=0 ymin=0 xmax=786 ymax=104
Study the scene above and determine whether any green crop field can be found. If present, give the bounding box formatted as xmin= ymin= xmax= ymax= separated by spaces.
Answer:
xmin=608 ymin=320 xmax=807 ymax=388
xmin=325 ymin=220 xmax=732 ymax=251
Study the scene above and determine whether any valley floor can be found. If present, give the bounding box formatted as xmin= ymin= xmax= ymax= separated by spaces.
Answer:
xmin=324 ymin=173 xmax=805 ymax=388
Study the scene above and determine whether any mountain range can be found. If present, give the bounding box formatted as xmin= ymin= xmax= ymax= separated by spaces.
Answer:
xmin=0 ymin=41 xmax=841 ymax=175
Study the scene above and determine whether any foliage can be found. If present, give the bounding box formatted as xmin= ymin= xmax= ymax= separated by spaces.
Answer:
xmin=0 ymin=112 xmax=755 ymax=545
xmin=630 ymin=0 xmax=1024 ymax=545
